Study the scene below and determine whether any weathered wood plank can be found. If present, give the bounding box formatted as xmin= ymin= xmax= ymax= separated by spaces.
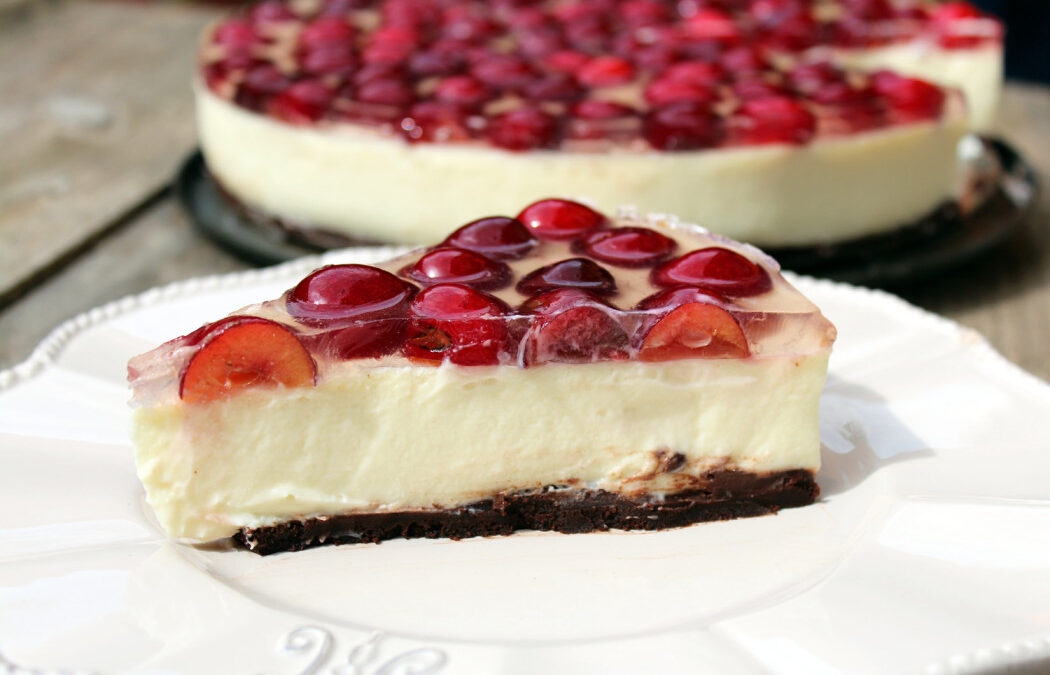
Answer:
xmin=0 ymin=197 xmax=248 ymax=369
xmin=0 ymin=0 xmax=221 ymax=305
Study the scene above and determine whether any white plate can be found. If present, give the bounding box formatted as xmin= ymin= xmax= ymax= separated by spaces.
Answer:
xmin=2 ymin=249 xmax=1049 ymax=675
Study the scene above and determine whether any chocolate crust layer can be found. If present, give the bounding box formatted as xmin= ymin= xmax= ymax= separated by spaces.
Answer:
xmin=235 ymin=469 xmax=819 ymax=555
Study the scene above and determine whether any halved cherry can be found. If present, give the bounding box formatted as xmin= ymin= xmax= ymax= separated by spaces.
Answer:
xmin=636 ymin=286 xmax=729 ymax=311
xmin=638 ymin=304 xmax=749 ymax=361
xmin=401 ymin=247 xmax=511 ymax=290
xmin=575 ymin=55 xmax=635 ymax=87
xmin=180 ymin=317 xmax=316 ymax=404
xmin=517 ymin=258 xmax=617 ymax=296
xmin=520 ymin=290 xmax=628 ymax=365
xmin=575 ymin=227 xmax=677 ymax=267
xmin=516 ymin=198 xmax=607 ymax=240
xmin=652 ymin=248 xmax=772 ymax=296
xmin=404 ymin=284 xmax=511 ymax=366
xmin=444 ymin=217 xmax=538 ymax=261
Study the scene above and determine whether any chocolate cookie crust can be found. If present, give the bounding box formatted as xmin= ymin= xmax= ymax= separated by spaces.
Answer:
xmin=235 ymin=469 xmax=819 ymax=555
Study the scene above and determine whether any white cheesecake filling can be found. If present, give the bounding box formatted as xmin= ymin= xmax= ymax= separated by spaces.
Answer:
xmin=134 ymin=355 xmax=829 ymax=542
xmin=833 ymin=42 xmax=1002 ymax=129
xmin=197 ymin=86 xmax=965 ymax=248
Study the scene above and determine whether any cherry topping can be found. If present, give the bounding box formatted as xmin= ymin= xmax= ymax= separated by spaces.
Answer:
xmin=520 ymin=289 xmax=628 ymax=365
xmin=644 ymin=102 xmax=724 ymax=151
xmin=471 ymin=55 xmax=536 ymax=90
xmin=652 ymin=248 xmax=772 ymax=297
xmin=683 ymin=8 xmax=744 ymax=43
xmin=575 ymin=227 xmax=677 ymax=267
xmin=638 ymin=304 xmax=749 ymax=361
xmin=517 ymin=258 xmax=617 ymax=297
xmin=871 ymin=71 xmax=945 ymax=122
xmin=645 ymin=72 xmax=720 ymax=106
xmin=267 ymin=80 xmax=334 ymax=124
xmin=404 ymin=284 xmax=510 ymax=365
xmin=517 ymin=198 xmax=607 ymax=240
xmin=402 ymin=247 xmax=511 ymax=290
xmin=486 ymin=108 xmax=559 ymax=151
xmin=663 ymin=61 xmax=727 ymax=87
xmin=575 ymin=56 xmax=636 ymax=87
xmin=213 ymin=20 xmax=260 ymax=49
xmin=180 ymin=317 xmax=316 ymax=404
xmin=733 ymin=97 xmax=816 ymax=145
xmin=444 ymin=217 xmax=538 ymax=261
xmin=434 ymin=75 xmax=490 ymax=107
xmin=356 ymin=78 xmax=416 ymax=106
xmin=297 ymin=16 xmax=354 ymax=49
xmin=288 ymin=265 xmax=416 ymax=322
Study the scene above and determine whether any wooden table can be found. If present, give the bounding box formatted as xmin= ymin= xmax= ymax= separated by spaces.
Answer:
xmin=1 ymin=0 xmax=1048 ymax=380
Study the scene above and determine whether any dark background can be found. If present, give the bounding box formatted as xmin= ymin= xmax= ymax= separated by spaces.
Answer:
xmin=975 ymin=0 xmax=1050 ymax=84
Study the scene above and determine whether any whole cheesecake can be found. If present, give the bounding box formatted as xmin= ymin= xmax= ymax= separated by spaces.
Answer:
xmin=128 ymin=200 xmax=836 ymax=554
xmin=197 ymin=0 xmax=998 ymax=248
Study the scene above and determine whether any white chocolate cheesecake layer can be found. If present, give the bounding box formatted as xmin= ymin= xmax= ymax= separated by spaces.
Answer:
xmin=197 ymin=87 xmax=966 ymax=248
xmin=134 ymin=355 xmax=829 ymax=542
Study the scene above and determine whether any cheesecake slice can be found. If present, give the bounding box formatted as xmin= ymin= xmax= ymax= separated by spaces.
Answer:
xmin=128 ymin=200 xmax=836 ymax=554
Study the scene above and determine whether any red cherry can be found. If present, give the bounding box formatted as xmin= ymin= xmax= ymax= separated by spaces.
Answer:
xmin=516 ymin=198 xmax=607 ymax=240
xmin=319 ymin=0 xmax=366 ymax=15
xmin=733 ymin=79 xmax=789 ymax=101
xmin=444 ymin=217 xmax=538 ymax=261
xmin=401 ymin=247 xmax=511 ymax=290
xmin=570 ymin=100 xmax=636 ymax=119
xmin=299 ymin=45 xmax=356 ymax=76
xmin=663 ymin=61 xmax=727 ymax=87
xmin=180 ymin=317 xmax=316 ymax=403
xmin=544 ymin=50 xmax=591 ymax=74
xmin=720 ymin=46 xmax=769 ymax=74
xmin=871 ymin=71 xmax=945 ymax=122
xmin=434 ymin=75 xmax=490 ymax=107
xmin=471 ymin=56 xmax=536 ymax=90
xmin=409 ymin=47 xmax=466 ymax=78
xmin=213 ymin=19 xmax=260 ymax=48
xmin=841 ymin=0 xmax=894 ymax=20
xmin=486 ymin=107 xmax=560 ymax=151
xmin=734 ymin=96 xmax=816 ymax=145
xmin=523 ymin=74 xmax=584 ymax=103
xmin=787 ymin=62 xmax=845 ymax=95
xmin=683 ymin=8 xmax=743 ymax=43
xmin=575 ymin=227 xmax=677 ymax=268
xmin=638 ymin=304 xmax=749 ymax=361
xmin=620 ymin=0 xmax=671 ymax=28
xmin=404 ymin=284 xmax=510 ymax=366
xmin=652 ymin=248 xmax=772 ymax=296
xmin=297 ymin=16 xmax=354 ymax=49
xmin=520 ymin=289 xmax=628 ymax=365
xmin=267 ymin=80 xmax=334 ymax=124
xmin=644 ymin=79 xmax=718 ymax=106
xmin=288 ymin=264 xmax=416 ymax=322
xmin=241 ymin=64 xmax=292 ymax=97
xmin=517 ymin=258 xmax=617 ymax=297
xmin=356 ymin=78 xmax=415 ymax=106
xmin=644 ymin=102 xmax=724 ymax=151
xmin=575 ymin=56 xmax=636 ymax=88
xmin=287 ymin=265 xmax=417 ymax=359
xmin=927 ymin=1 xmax=983 ymax=22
